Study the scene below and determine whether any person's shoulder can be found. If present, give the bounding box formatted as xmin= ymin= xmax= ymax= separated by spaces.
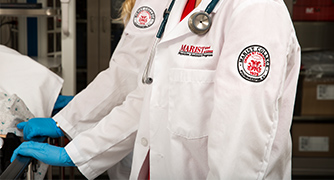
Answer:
xmin=229 ymin=0 xmax=287 ymax=11
xmin=226 ymin=0 xmax=291 ymax=21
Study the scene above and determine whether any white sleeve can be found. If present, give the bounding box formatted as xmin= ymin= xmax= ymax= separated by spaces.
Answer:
xmin=53 ymin=59 xmax=138 ymax=138
xmin=64 ymin=82 xmax=144 ymax=179
xmin=207 ymin=1 xmax=300 ymax=179
xmin=53 ymin=23 xmax=156 ymax=139
xmin=52 ymin=0 xmax=167 ymax=139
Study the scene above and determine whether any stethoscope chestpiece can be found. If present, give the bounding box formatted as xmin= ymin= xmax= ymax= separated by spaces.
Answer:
xmin=188 ymin=12 xmax=212 ymax=35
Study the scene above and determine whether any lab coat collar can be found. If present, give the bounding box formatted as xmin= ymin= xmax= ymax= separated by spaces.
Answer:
xmin=159 ymin=0 xmax=224 ymax=44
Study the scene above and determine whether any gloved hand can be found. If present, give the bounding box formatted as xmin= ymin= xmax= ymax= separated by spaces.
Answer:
xmin=53 ymin=95 xmax=74 ymax=110
xmin=52 ymin=95 xmax=74 ymax=116
xmin=11 ymin=141 xmax=75 ymax=167
xmin=17 ymin=118 xmax=64 ymax=142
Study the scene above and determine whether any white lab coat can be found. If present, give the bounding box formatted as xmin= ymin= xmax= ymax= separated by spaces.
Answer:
xmin=55 ymin=0 xmax=301 ymax=179
xmin=53 ymin=0 xmax=170 ymax=178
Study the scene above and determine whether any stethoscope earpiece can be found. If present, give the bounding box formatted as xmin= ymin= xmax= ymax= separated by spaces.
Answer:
xmin=188 ymin=12 xmax=212 ymax=35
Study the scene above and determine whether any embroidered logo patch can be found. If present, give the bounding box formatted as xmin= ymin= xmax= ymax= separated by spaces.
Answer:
xmin=133 ymin=6 xmax=155 ymax=28
xmin=178 ymin=44 xmax=213 ymax=57
xmin=237 ymin=45 xmax=270 ymax=82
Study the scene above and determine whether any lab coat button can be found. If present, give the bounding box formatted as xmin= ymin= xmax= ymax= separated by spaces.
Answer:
xmin=141 ymin=137 xmax=148 ymax=147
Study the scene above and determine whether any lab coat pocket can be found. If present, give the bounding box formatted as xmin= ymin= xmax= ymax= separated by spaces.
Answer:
xmin=168 ymin=69 xmax=215 ymax=139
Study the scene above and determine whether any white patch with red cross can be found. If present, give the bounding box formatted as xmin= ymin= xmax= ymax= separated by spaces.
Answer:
xmin=133 ymin=6 xmax=155 ymax=28
xmin=237 ymin=45 xmax=270 ymax=83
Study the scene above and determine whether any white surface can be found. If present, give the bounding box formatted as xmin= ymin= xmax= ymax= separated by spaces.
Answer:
xmin=0 ymin=45 xmax=63 ymax=117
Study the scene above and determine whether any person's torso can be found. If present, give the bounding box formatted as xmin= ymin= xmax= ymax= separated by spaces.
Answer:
xmin=129 ymin=0 xmax=299 ymax=179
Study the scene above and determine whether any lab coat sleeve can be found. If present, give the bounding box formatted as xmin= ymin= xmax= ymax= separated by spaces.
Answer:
xmin=53 ymin=27 xmax=155 ymax=139
xmin=53 ymin=60 xmax=136 ymax=139
xmin=64 ymin=83 xmax=144 ymax=179
xmin=207 ymin=1 xmax=300 ymax=179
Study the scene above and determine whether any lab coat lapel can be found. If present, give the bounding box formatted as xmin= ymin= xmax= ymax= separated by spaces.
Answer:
xmin=160 ymin=0 xmax=224 ymax=44
xmin=162 ymin=0 xmax=187 ymax=38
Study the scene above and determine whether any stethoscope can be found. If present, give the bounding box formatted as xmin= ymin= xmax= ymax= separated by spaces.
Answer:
xmin=142 ymin=0 xmax=220 ymax=84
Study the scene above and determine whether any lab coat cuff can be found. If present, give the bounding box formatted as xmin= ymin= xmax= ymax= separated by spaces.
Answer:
xmin=65 ymin=143 xmax=99 ymax=180
xmin=53 ymin=114 xmax=78 ymax=139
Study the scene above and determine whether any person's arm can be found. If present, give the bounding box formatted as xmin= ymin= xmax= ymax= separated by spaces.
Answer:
xmin=17 ymin=53 xmax=142 ymax=141
xmin=12 ymin=77 xmax=145 ymax=179
xmin=53 ymin=0 xmax=166 ymax=139
xmin=207 ymin=1 xmax=300 ymax=179
xmin=64 ymin=79 xmax=146 ymax=179
xmin=53 ymin=58 xmax=140 ymax=139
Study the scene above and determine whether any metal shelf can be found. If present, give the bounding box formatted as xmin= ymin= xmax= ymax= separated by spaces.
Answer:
xmin=293 ymin=157 xmax=334 ymax=176
xmin=293 ymin=116 xmax=334 ymax=122
xmin=0 ymin=8 xmax=59 ymax=17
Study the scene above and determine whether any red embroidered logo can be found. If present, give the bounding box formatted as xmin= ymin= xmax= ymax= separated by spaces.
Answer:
xmin=133 ymin=6 xmax=155 ymax=28
xmin=138 ymin=11 xmax=149 ymax=25
xmin=178 ymin=44 xmax=213 ymax=57
xmin=238 ymin=45 xmax=270 ymax=82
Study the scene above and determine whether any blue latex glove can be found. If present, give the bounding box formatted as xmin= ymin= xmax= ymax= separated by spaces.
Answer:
xmin=53 ymin=95 xmax=74 ymax=110
xmin=17 ymin=118 xmax=64 ymax=141
xmin=11 ymin=141 xmax=75 ymax=167
xmin=52 ymin=95 xmax=74 ymax=116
